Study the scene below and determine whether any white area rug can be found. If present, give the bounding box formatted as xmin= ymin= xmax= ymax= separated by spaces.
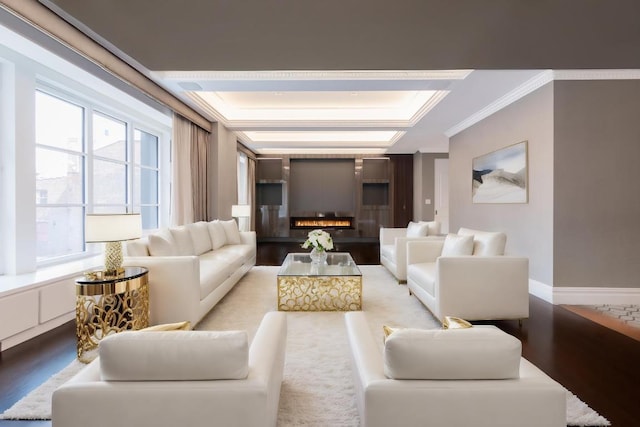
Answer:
xmin=2 ymin=266 xmax=610 ymax=426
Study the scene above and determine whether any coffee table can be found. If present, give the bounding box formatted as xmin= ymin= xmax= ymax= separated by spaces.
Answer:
xmin=277 ymin=252 xmax=362 ymax=311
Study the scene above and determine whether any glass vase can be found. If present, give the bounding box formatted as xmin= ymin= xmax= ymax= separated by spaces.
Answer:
xmin=310 ymin=247 xmax=327 ymax=265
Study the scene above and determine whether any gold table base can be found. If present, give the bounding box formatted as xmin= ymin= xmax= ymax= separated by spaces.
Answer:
xmin=277 ymin=275 xmax=362 ymax=311
xmin=76 ymin=280 xmax=149 ymax=363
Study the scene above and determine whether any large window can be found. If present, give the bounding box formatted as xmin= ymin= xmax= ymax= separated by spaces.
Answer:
xmin=35 ymin=89 xmax=164 ymax=263
xmin=35 ymin=91 xmax=85 ymax=261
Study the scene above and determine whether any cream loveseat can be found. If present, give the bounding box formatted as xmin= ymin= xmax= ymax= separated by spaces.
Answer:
xmin=123 ymin=220 xmax=256 ymax=327
xmin=52 ymin=312 xmax=287 ymax=427
xmin=345 ymin=312 xmax=566 ymax=427
xmin=406 ymin=227 xmax=529 ymax=323
xmin=379 ymin=221 xmax=441 ymax=282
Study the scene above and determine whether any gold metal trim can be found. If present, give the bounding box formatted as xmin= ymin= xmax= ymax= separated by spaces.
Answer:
xmin=277 ymin=275 xmax=362 ymax=311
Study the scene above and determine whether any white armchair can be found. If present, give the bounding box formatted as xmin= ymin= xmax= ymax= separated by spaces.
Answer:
xmin=52 ymin=312 xmax=287 ymax=427
xmin=379 ymin=221 xmax=441 ymax=282
xmin=406 ymin=228 xmax=529 ymax=322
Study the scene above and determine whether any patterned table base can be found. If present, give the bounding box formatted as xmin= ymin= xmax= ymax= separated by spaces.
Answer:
xmin=277 ymin=275 xmax=362 ymax=311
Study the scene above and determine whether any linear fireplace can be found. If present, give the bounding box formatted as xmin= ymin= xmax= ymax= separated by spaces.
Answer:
xmin=290 ymin=216 xmax=354 ymax=230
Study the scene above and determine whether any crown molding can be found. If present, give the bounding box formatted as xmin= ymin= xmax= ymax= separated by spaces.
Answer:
xmin=408 ymin=90 xmax=450 ymax=126
xmin=553 ymin=69 xmax=640 ymax=80
xmin=154 ymin=69 xmax=473 ymax=81
xmin=445 ymin=69 xmax=640 ymax=138
xmin=445 ymin=70 xmax=554 ymax=137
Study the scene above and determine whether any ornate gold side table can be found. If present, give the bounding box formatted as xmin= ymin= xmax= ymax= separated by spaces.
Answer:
xmin=277 ymin=252 xmax=362 ymax=311
xmin=75 ymin=266 xmax=149 ymax=363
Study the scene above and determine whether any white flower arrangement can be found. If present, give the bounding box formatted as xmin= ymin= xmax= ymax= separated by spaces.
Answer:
xmin=301 ymin=229 xmax=334 ymax=252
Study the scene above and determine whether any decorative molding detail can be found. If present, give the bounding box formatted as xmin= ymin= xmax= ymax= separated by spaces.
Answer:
xmin=552 ymin=286 xmax=640 ymax=305
xmin=529 ymin=279 xmax=554 ymax=304
xmin=408 ymin=91 xmax=450 ymax=126
xmin=529 ymin=279 xmax=640 ymax=305
xmin=155 ymin=70 xmax=473 ymax=81
xmin=445 ymin=70 xmax=554 ymax=137
xmin=553 ymin=69 xmax=640 ymax=80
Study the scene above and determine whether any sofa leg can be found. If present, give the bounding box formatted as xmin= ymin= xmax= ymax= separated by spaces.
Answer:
xmin=518 ymin=319 xmax=523 ymax=328
xmin=398 ymin=280 xmax=407 ymax=285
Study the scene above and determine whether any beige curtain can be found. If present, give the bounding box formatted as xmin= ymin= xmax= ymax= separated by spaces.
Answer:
xmin=191 ymin=126 xmax=210 ymax=221
xmin=248 ymin=156 xmax=256 ymax=231
xmin=171 ymin=114 xmax=210 ymax=225
xmin=171 ymin=114 xmax=194 ymax=226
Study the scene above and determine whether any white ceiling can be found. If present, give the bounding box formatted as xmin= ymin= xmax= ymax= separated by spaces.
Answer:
xmin=151 ymin=69 xmax=547 ymax=154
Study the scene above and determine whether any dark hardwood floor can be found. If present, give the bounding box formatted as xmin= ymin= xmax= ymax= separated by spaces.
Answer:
xmin=1 ymin=293 xmax=638 ymax=426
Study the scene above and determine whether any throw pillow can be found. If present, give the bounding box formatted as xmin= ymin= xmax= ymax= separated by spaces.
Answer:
xmin=147 ymin=229 xmax=176 ymax=256
xmin=221 ymin=219 xmax=242 ymax=245
xmin=125 ymin=238 xmax=149 ymax=256
xmin=406 ymin=221 xmax=429 ymax=237
xmin=141 ymin=321 xmax=191 ymax=331
xmin=442 ymin=316 xmax=473 ymax=329
xmin=207 ymin=220 xmax=227 ymax=250
xmin=458 ymin=228 xmax=507 ymax=256
xmin=170 ymin=226 xmax=196 ymax=256
xmin=419 ymin=220 xmax=441 ymax=236
xmin=100 ymin=330 xmax=249 ymax=381
xmin=187 ymin=222 xmax=213 ymax=255
xmin=383 ymin=325 xmax=521 ymax=380
xmin=440 ymin=233 xmax=474 ymax=256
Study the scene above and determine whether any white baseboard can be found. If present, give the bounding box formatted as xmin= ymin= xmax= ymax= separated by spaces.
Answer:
xmin=0 ymin=312 xmax=74 ymax=352
xmin=529 ymin=279 xmax=640 ymax=305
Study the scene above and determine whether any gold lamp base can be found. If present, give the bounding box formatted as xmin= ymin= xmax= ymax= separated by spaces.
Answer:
xmin=104 ymin=241 xmax=124 ymax=277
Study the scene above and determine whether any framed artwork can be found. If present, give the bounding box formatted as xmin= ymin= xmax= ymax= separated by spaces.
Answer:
xmin=472 ymin=141 xmax=528 ymax=203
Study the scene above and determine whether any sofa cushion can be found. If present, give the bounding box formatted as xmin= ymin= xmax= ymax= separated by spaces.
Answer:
xmin=221 ymin=219 xmax=242 ymax=245
xmin=187 ymin=221 xmax=213 ymax=255
xmin=407 ymin=262 xmax=437 ymax=296
xmin=441 ymin=233 xmax=474 ymax=256
xmin=406 ymin=221 xmax=429 ymax=237
xmin=419 ymin=220 xmax=441 ymax=235
xmin=383 ymin=325 xmax=521 ymax=380
xmin=125 ymin=238 xmax=149 ymax=256
xmin=208 ymin=220 xmax=227 ymax=250
xmin=199 ymin=259 xmax=235 ymax=300
xmin=148 ymin=229 xmax=177 ymax=256
xmin=380 ymin=244 xmax=395 ymax=261
xmin=100 ymin=330 xmax=249 ymax=381
xmin=458 ymin=227 xmax=507 ymax=256
xmin=170 ymin=226 xmax=196 ymax=256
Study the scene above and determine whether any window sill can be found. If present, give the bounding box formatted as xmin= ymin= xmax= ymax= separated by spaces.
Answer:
xmin=0 ymin=256 xmax=102 ymax=298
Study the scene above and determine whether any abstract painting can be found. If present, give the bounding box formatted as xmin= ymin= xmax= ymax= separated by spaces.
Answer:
xmin=472 ymin=141 xmax=528 ymax=203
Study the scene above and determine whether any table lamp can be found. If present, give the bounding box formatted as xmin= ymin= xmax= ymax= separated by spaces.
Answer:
xmin=85 ymin=213 xmax=142 ymax=276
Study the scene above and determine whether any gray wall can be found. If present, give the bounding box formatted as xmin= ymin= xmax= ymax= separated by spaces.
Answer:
xmin=449 ymin=83 xmax=554 ymax=286
xmin=554 ymin=80 xmax=640 ymax=288
xmin=413 ymin=152 xmax=448 ymax=221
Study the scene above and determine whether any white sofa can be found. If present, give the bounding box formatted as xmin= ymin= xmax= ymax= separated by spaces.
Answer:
xmin=52 ymin=311 xmax=287 ymax=427
xmin=345 ymin=311 xmax=566 ymax=427
xmin=123 ymin=220 xmax=256 ymax=327
xmin=379 ymin=221 xmax=441 ymax=282
xmin=406 ymin=227 xmax=529 ymax=323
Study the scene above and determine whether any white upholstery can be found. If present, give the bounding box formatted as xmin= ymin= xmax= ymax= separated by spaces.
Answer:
xmin=187 ymin=221 xmax=213 ymax=255
xmin=458 ymin=227 xmax=507 ymax=256
xmin=383 ymin=326 xmax=521 ymax=380
xmin=440 ymin=233 xmax=474 ymax=256
xmin=124 ymin=220 xmax=256 ymax=327
xmin=406 ymin=229 xmax=529 ymax=322
xmin=345 ymin=312 xmax=566 ymax=427
xmin=379 ymin=221 xmax=441 ymax=282
xmin=99 ymin=330 xmax=249 ymax=381
xmin=53 ymin=312 xmax=287 ymax=427
xmin=221 ymin=219 xmax=242 ymax=244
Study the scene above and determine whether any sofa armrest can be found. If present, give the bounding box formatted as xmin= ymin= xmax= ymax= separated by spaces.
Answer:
xmin=123 ymin=256 xmax=200 ymax=326
xmin=406 ymin=240 xmax=445 ymax=265
xmin=436 ymin=256 xmax=530 ymax=320
xmin=379 ymin=227 xmax=406 ymax=245
xmin=240 ymin=231 xmax=256 ymax=246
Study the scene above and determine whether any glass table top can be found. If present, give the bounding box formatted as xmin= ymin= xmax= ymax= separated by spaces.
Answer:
xmin=278 ymin=252 xmax=361 ymax=277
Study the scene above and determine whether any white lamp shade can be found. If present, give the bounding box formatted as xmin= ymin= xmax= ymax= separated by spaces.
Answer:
xmin=231 ymin=204 xmax=251 ymax=218
xmin=85 ymin=214 xmax=142 ymax=242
